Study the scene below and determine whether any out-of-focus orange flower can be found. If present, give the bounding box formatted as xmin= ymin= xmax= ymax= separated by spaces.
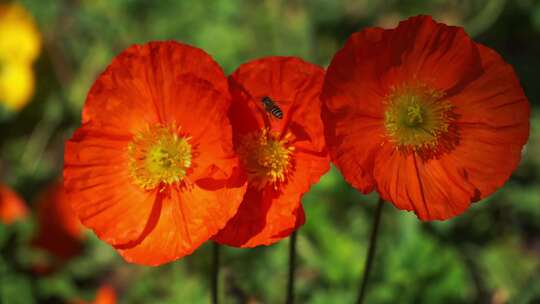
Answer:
xmin=64 ymin=41 xmax=246 ymax=265
xmin=32 ymin=181 xmax=85 ymax=260
xmin=0 ymin=3 xmax=40 ymax=111
xmin=214 ymin=57 xmax=330 ymax=247
xmin=322 ymin=16 xmax=530 ymax=220
xmin=72 ymin=284 xmax=117 ymax=304
xmin=0 ymin=183 xmax=28 ymax=224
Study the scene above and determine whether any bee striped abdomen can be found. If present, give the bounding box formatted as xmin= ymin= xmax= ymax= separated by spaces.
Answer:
xmin=268 ymin=106 xmax=283 ymax=119
xmin=261 ymin=96 xmax=283 ymax=119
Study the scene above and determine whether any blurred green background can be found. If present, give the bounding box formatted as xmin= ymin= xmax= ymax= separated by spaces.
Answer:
xmin=1 ymin=0 xmax=539 ymax=303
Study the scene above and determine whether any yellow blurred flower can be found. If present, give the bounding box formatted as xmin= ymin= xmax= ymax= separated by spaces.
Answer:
xmin=0 ymin=63 xmax=35 ymax=110
xmin=0 ymin=3 xmax=41 ymax=63
xmin=0 ymin=3 xmax=41 ymax=111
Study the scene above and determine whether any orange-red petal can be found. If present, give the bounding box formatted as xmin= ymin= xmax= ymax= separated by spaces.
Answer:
xmin=64 ymin=127 xmax=156 ymax=246
xmin=214 ymin=152 xmax=324 ymax=247
xmin=115 ymin=174 xmax=245 ymax=266
xmin=384 ymin=15 xmax=482 ymax=91
xmin=228 ymin=57 xmax=326 ymax=145
xmin=215 ymin=57 xmax=329 ymax=246
xmin=0 ymin=183 xmax=28 ymax=224
xmin=32 ymin=181 xmax=85 ymax=260
xmin=71 ymin=284 xmax=116 ymax=304
xmin=323 ymin=15 xmax=530 ymax=220
xmin=373 ymin=145 xmax=477 ymax=220
xmin=93 ymin=285 xmax=116 ymax=304
xmin=65 ymin=41 xmax=245 ymax=264
xmin=81 ymin=41 xmax=228 ymax=131
xmin=158 ymin=74 xmax=239 ymax=182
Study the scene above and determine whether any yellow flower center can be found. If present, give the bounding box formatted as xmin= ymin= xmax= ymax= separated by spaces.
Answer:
xmin=384 ymin=83 xmax=456 ymax=156
xmin=128 ymin=124 xmax=192 ymax=190
xmin=237 ymin=128 xmax=294 ymax=189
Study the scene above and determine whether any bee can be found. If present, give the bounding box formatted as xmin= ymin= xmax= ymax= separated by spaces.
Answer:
xmin=261 ymin=96 xmax=283 ymax=119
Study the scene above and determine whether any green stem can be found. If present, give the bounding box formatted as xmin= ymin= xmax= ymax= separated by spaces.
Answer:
xmin=356 ymin=197 xmax=384 ymax=304
xmin=211 ymin=242 xmax=220 ymax=304
xmin=286 ymin=230 xmax=298 ymax=304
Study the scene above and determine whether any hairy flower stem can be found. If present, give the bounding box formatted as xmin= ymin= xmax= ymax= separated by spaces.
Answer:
xmin=286 ymin=230 xmax=298 ymax=304
xmin=356 ymin=197 xmax=384 ymax=304
xmin=211 ymin=242 xmax=220 ymax=304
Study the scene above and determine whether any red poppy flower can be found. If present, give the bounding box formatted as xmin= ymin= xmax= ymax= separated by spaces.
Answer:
xmin=32 ymin=181 xmax=85 ymax=260
xmin=322 ymin=16 xmax=530 ymax=220
xmin=72 ymin=284 xmax=116 ymax=304
xmin=64 ymin=41 xmax=246 ymax=265
xmin=213 ymin=57 xmax=330 ymax=247
xmin=0 ymin=183 xmax=28 ymax=224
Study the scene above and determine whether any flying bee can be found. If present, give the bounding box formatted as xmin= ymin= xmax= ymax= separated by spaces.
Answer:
xmin=261 ymin=96 xmax=283 ymax=119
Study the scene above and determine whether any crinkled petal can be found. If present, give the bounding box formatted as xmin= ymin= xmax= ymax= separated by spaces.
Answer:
xmin=323 ymin=16 xmax=529 ymax=221
xmin=229 ymin=56 xmax=326 ymax=150
xmin=82 ymin=41 xmax=228 ymax=131
xmin=64 ymin=127 xmax=156 ymax=246
xmin=215 ymin=152 xmax=328 ymax=247
xmin=115 ymin=173 xmax=246 ymax=266
xmin=386 ymin=15 xmax=482 ymax=91
xmin=448 ymin=44 xmax=530 ymax=197
xmin=161 ymin=75 xmax=238 ymax=182
xmin=374 ymin=145 xmax=477 ymax=220
xmin=217 ymin=56 xmax=329 ymax=246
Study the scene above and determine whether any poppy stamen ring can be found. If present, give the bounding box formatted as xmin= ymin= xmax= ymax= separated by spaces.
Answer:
xmin=237 ymin=128 xmax=294 ymax=189
xmin=384 ymin=82 xmax=455 ymax=153
xmin=128 ymin=124 xmax=192 ymax=190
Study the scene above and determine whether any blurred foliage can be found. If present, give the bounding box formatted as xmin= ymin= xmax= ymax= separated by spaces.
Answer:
xmin=1 ymin=0 xmax=539 ymax=303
